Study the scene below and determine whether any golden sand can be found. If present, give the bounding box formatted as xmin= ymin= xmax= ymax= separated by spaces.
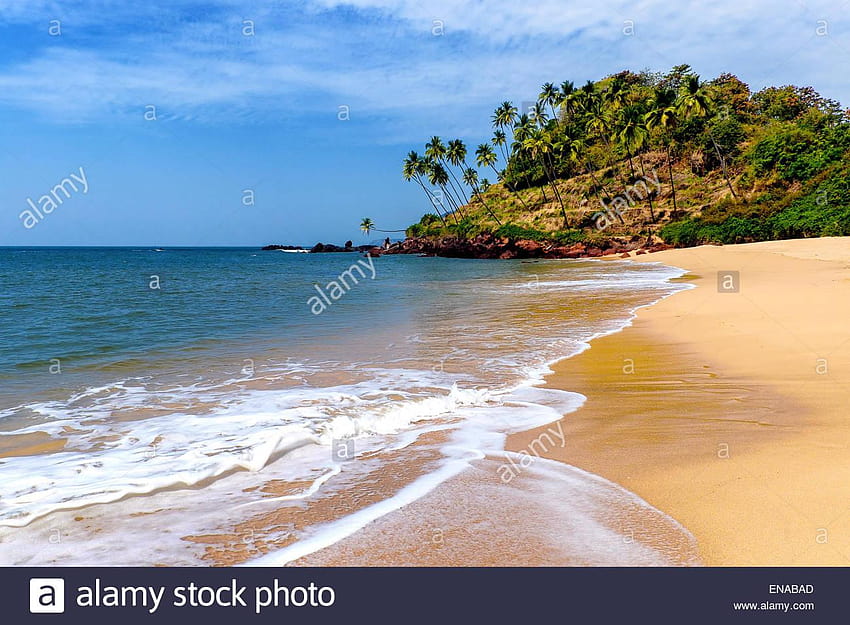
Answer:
xmin=509 ymin=237 xmax=850 ymax=565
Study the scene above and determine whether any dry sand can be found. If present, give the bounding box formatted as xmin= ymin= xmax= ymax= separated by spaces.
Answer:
xmin=509 ymin=237 xmax=850 ymax=565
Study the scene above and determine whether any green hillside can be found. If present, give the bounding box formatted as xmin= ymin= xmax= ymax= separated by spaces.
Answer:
xmin=388 ymin=65 xmax=850 ymax=249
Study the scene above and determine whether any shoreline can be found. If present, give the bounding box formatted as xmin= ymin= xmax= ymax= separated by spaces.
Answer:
xmin=508 ymin=237 xmax=850 ymax=565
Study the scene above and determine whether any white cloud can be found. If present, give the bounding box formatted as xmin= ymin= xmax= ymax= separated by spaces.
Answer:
xmin=0 ymin=0 xmax=846 ymax=130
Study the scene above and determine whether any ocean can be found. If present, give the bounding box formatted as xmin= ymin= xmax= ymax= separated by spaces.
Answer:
xmin=0 ymin=247 xmax=697 ymax=565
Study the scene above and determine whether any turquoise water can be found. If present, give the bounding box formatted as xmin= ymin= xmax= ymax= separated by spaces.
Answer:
xmin=0 ymin=247 xmax=692 ymax=564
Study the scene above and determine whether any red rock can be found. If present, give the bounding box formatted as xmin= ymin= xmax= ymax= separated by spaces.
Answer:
xmin=515 ymin=239 xmax=543 ymax=254
xmin=620 ymin=252 xmax=631 ymax=258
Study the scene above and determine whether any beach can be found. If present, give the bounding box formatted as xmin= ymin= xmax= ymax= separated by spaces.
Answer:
xmin=3 ymin=240 xmax=849 ymax=567
xmin=509 ymin=237 xmax=850 ymax=565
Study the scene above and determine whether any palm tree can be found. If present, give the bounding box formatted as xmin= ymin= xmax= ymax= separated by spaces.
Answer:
xmin=539 ymin=82 xmax=559 ymax=119
xmin=445 ymin=138 xmax=472 ymax=205
xmin=617 ymin=106 xmax=656 ymax=222
xmin=565 ymin=134 xmax=621 ymax=223
xmin=463 ymin=167 xmax=502 ymax=225
xmin=616 ymin=105 xmax=647 ymax=178
xmin=424 ymin=158 xmax=461 ymax=225
xmin=492 ymin=129 xmax=509 ymax=164
xmin=425 ymin=136 xmax=467 ymax=217
xmin=605 ymin=76 xmax=629 ymax=110
xmin=475 ymin=143 xmax=501 ymax=181
xmin=492 ymin=101 xmax=518 ymax=131
xmin=403 ymin=151 xmax=447 ymax=226
xmin=559 ymin=80 xmax=577 ymax=124
xmin=523 ymin=128 xmax=568 ymax=225
xmin=478 ymin=137 xmax=530 ymax=211
xmin=359 ymin=217 xmax=407 ymax=235
xmin=645 ymin=87 xmax=680 ymax=218
xmin=531 ymin=101 xmax=549 ymax=128
xmin=678 ymin=75 xmax=738 ymax=199
xmin=454 ymin=139 xmax=499 ymax=220
xmin=677 ymin=74 xmax=711 ymax=119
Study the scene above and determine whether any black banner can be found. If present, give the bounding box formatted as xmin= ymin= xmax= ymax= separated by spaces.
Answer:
xmin=5 ymin=567 xmax=844 ymax=623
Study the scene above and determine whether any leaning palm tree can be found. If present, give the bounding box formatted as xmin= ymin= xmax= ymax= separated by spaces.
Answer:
xmin=476 ymin=141 xmax=530 ymax=211
xmin=447 ymin=138 xmax=474 ymax=205
xmin=444 ymin=138 xmax=471 ymax=205
xmin=463 ymin=167 xmax=502 ymax=225
xmin=402 ymin=151 xmax=447 ymax=226
xmin=475 ymin=143 xmax=501 ymax=182
xmin=492 ymin=129 xmax=509 ymax=163
xmin=425 ymin=159 xmax=461 ymax=225
xmin=359 ymin=217 xmax=407 ymax=235
xmin=645 ymin=86 xmax=680 ymax=218
xmin=425 ymin=136 xmax=467 ymax=217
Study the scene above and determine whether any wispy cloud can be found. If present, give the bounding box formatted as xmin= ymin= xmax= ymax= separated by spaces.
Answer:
xmin=0 ymin=0 xmax=847 ymax=130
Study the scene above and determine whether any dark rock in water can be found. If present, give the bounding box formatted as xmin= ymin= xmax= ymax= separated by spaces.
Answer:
xmin=309 ymin=242 xmax=373 ymax=253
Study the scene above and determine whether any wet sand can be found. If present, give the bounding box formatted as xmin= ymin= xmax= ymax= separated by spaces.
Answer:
xmin=509 ymin=238 xmax=850 ymax=565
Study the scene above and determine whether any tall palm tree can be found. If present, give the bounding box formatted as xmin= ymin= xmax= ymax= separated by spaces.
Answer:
xmin=463 ymin=167 xmax=502 ymax=225
xmin=423 ymin=157 xmax=461 ymax=225
xmin=445 ymin=138 xmax=472 ymax=205
xmin=531 ymin=101 xmax=549 ymax=128
xmin=478 ymin=135 xmax=531 ymax=211
xmin=523 ymin=128 xmax=568 ymax=225
xmin=454 ymin=139 xmax=499 ymax=219
xmin=512 ymin=114 xmax=547 ymax=202
xmin=425 ymin=136 xmax=467 ymax=217
xmin=565 ymin=134 xmax=621 ymax=223
xmin=678 ymin=75 xmax=738 ymax=199
xmin=539 ymin=82 xmax=559 ymax=119
xmin=616 ymin=105 xmax=647 ymax=178
xmin=492 ymin=101 xmax=519 ymax=131
xmin=645 ymin=87 xmax=680 ymax=218
xmin=617 ymin=106 xmax=656 ymax=222
xmin=559 ymin=80 xmax=577 ymax=125
xmin=492 ymin=129 xmax=509 ymax=164
xmin=403 ymin=151 xmax=447 ymax=226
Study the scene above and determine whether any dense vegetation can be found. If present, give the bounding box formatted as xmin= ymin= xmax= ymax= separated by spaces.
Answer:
xmin=366 ymin=65 xmax=850 ymax=248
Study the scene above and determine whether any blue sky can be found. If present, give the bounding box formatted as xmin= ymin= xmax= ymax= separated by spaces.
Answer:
xmin=1 ymin=0 xmax=848 ymax=246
